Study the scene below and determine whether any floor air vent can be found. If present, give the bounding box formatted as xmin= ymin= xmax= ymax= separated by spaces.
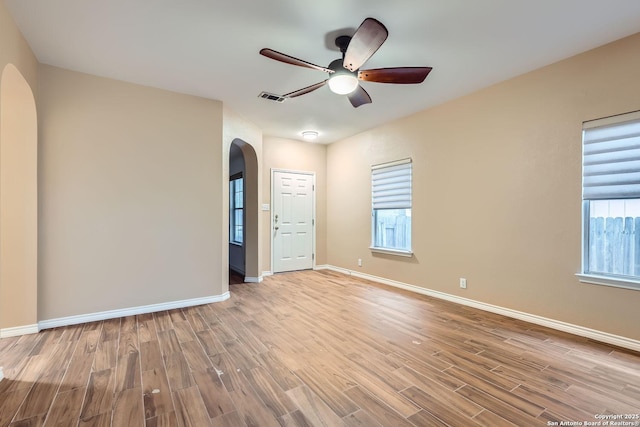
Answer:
xmin=258 ymin=92 xmax=286 ymax=103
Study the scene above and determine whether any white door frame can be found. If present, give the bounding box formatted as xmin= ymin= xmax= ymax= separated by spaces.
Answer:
xmin=270 ymin=168 xmax=316 ymax=273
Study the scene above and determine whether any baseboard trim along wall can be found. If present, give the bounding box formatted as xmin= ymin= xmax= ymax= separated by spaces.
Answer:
xmin=315 ymin=265 xmax=640 ymax=352
xmin=0 ymin=324 xmax=39 ymax=338
xmin=38 ymin=293 xmax=230 ymax=331
xmin=244 ymin=271 xmax=274 ymax=283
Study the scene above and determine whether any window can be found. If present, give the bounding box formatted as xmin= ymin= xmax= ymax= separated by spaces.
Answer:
xmin=371 ymin=159 xmax=412 ymax=256
xmin=580 ymin=111 xmax=640 ymax=289
xmin=230 ymin=174 xmax=243 ymax=244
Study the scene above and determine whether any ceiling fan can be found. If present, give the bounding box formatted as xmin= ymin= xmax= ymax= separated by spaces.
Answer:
xmin=259 ymin=18 xmax=433 ymax=108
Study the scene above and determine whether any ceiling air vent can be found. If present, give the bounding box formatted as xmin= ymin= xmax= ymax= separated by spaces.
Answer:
xmin=258 ymin=91 xmax=286 ymax=103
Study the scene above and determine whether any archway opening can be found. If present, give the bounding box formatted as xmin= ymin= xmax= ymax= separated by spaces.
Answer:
xmin=228 ymin=138 xmax=259 ymax=283
xmin=0 ymin=63 xmax=38 ymax=336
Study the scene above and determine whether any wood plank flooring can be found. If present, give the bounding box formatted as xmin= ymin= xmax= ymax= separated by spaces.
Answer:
xmin=0 ymin=269 xmax=639 ymax=426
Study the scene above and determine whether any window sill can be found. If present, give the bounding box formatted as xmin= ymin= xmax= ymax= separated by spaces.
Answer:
xmin=229 ymin=241 xmax=243 ymax=247
xmin=576 ymin=273 xmax=640 ymax=291
xmin=369 ymin=247 xmax=413 ymax=258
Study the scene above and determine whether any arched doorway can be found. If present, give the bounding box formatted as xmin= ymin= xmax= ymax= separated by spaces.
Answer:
xmin=228 ymin=138 xmax=259 ymax=283
xmin=0 ymin=64 xmax=38 ymax=336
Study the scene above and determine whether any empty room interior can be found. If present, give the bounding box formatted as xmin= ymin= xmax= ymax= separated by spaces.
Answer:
xmin=1 ymin=1 xmax=640 ymax=426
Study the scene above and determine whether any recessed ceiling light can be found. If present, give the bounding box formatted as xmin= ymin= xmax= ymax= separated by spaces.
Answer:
xmin=302 ymin=131 xmax=319 ymax=141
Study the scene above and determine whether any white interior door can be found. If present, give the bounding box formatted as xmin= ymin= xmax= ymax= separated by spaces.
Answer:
xmin=272 ymin=170 xmax=314 ymax=273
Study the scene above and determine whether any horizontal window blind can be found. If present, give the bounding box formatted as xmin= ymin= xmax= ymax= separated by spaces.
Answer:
xmin=583 ymin=113 xmax=640 ymax=200
xmin=372 ymin=159 xmax=412 ymax=209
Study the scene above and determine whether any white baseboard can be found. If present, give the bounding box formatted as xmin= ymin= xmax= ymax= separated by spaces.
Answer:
xmin=322 ymin=265 xmax=640 ymax=353
xmin=244 ymin=272 xmax=273 ymax=282
xmin=39 ymin=293 xmax=230 ymax=330
xmin=0 ymin=324 xmax=39 ymax=338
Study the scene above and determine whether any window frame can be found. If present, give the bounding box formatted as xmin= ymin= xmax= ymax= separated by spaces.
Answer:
xmin=229 ymin=173 xmax=244 ymax=245
xmin=577 ymin=110 xmax=640 ymax=291
xmin=370 ymin=158 xmax=413 ymax=257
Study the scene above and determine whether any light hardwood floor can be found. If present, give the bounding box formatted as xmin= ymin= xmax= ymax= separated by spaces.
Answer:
xmin=0 ymin=270 xmax=639 ymax=426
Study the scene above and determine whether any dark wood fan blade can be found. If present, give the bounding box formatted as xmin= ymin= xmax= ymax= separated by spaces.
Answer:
xmin=347 ymin=85 xmax=372 ymax=108
xmin=358 ymin=67 xmax=433 ymax=84
xmin=283 ymin=80 xmax=328 ymax=98
xmin=260 ymin=48 xmax=333 ymax=73
xmin=343 ymin=18 xmax=388 ymax=72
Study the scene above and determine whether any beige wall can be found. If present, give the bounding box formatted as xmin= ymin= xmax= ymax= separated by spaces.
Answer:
xmin=0 ymin=2 xmax=39 ymax=331
xmin=38 ymin=65 xmax=224 ymax=320
xmin=1 ymin=65 xmax=38 ymax=330
xmin=262 ymin=136 xmax=327 ymax=272
xmin=327 ymin=33 xmax=640 ymax=341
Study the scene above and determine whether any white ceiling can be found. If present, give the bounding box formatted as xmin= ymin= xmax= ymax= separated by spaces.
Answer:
xmin=6 ymin=0 xmax=640 ymax=144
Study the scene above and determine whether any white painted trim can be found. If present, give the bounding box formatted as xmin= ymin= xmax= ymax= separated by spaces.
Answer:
xmin=576 ymin=273 xmax=640 ymax=291
xmin=323 ymin=265 xmax=640 ymax=352
xmin=244 ymin=276 xmax=263 ymax=283
xmin=0 ymin=324 xmax=39 ymax=338
xmin=0 ymin=366 xmax=4 ymax=382
xmin=369 ymin=247 xmax=413 ymax=257
xmin=38 ymin=293 xmax=229 ymax=330
xmin=262 ymin=271 xmax=273 ymax=277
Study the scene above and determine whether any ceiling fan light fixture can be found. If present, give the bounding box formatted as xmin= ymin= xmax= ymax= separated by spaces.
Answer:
xmin=328 ymin=73 xmax=359 ymax=95
xmin=301 ymin=130 xmax=319 ymax=141
xmin=260 ymin=18 xmax=429 ymax=109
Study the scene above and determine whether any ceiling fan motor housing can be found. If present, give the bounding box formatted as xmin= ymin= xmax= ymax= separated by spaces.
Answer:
xmin=328 ymin=58 xmax=356 ymax=75
xmin=335 ymin=35 xmax=352 ymax=54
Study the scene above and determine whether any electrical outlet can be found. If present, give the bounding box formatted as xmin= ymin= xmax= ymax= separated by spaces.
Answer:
xmin=358 ymin=258 xmax=362 ymax=267
xmin=459 ymin=278 xmax=467 ymax=289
